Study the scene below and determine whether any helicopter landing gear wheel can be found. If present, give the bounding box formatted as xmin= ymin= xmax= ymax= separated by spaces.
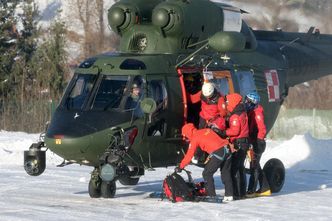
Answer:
xmin=88 ymin=178 xmax=101 ymax=198
xmin=88 ymin=167 xmax=102 ymax=198
xmin=119 ymin=177 xmax=140 ymax=186
xmin=263 ymin=158 xmax=285 ymax=193
xmin=101 ymin=181 xmax=116 ymax=198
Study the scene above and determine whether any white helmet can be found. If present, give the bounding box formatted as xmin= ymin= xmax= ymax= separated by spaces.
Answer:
xmin=202 ymin=82 xmax=215 ymax=98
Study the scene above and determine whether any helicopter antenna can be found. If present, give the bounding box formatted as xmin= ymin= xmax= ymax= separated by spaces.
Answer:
xmin=204 ymin=58 xmax=214 ymax=70
xmin=175 ymin=42 xmax=209 ymax=68
xmin=302 ymin=26 xmax=315 ymax=43
xmin=187 ymin=39 xmax=208 ymax=48
xmin=279 ymin=37 xmax=300 ymax=51
xmin=280 ymin=26 xmax=315 ymax=51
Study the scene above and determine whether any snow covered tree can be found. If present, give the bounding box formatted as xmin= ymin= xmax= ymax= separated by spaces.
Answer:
xmin=0 ymin=0 xmax=19 ymax=96
xmin=33 ymin=19 xmax=69 ymax=99
xmin=1 ymin=0 xmax=70 ymax=132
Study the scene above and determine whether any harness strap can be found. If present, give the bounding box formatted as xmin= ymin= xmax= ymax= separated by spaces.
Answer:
xmin=209 ymin=145 xmax=230 ymax=161
xmin=235 ymin=137 xmax=249 ymax=143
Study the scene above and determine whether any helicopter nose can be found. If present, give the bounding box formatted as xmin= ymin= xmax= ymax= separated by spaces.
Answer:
xmin=45 ymin=109 xmax=133 ymax=159
xmin=52 ymin=133 xmax=91 ymax=151
xmin=45 ymin=112 xmax=99 ymax=156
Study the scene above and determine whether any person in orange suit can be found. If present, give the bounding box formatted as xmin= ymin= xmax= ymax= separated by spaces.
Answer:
xmin=176 ymin=123 xmax=234 ymax=202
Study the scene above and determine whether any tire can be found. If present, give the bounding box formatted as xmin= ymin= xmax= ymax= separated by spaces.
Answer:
xmin=263 ymin=158 xmax=285 ymax=193
xmin=101 ymin=181 xmax=116 ymax=198
xmin=119 ymin=176 xmax=140 ymax=186
xmin=88 ymin=179 xmax=101 ymax=198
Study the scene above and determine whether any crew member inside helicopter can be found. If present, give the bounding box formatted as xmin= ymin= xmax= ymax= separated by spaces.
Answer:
xmin=184 ymin=74 xmax=202 ymax=127
xmin=190 ymin=81 xmax=227 ymax=165
xmin=125 ymin=77 xmax=144 ymax=118
xmin=199 ymin=82 xmax=227 ymax=129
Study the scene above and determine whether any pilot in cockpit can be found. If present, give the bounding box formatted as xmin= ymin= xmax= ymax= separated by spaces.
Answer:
xmin=125 ymin=80 xmax=144 ymax=117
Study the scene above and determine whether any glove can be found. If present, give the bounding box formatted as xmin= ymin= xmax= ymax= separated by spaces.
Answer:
xmin=174 ymin=166 xmax=182 ymax=173
xmin=255 ymin=139 xmax=266 ymax=154
xmin=212 ymin=127 xmax=227 ymax=139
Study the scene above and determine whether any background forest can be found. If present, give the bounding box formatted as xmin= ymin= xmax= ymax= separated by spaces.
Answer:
xmin=0 ymin=0 xmax=331 ymax=133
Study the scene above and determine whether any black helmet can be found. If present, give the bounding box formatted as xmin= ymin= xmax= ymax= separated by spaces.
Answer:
xmin=132 ymin=75 xmax=143 ymax=89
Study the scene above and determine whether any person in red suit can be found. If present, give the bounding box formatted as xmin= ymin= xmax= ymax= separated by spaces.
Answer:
xmin=191 ymin=82 xmax=227 ymax=165
xmin=184 ymin=75 xmax=202 ymax=127
xmin=199 ymin=82 xmax=227 ymax=129
xmin=212 ymin=93 xmax=249 ymax=199
xmin=176 ymin=123 xmax=234 ymax=202
xmin=245 ymin=91 xmax=271 ymax=197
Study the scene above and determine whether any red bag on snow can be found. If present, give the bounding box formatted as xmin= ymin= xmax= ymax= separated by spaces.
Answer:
xmin=162 ymin=170 xmax=206 ymax=203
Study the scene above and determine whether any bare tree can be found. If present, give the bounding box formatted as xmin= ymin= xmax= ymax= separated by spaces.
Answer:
xmin=96 ymin=0 xmax=105 ymax=51
xmin=75 ymin=0 xmax=94 ymax=58
xmin=67 ymin=0 xmax=115 ymax=60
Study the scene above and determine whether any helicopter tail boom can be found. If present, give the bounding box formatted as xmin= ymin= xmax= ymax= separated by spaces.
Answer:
xmin=254 ymin=29 xmax=332 ymax=86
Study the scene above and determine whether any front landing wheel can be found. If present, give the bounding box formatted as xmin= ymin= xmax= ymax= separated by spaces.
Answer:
xmin=88 ymin=178 xmax=101 ymax=198
xmin=101 ymin=181 xmax=116 ymax=198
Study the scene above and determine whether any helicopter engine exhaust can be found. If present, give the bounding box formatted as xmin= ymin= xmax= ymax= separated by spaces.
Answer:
xmin=24 ymin=142 xmax=46 ymax=176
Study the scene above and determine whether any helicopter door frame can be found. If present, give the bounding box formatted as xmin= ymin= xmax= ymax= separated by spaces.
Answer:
xmin=177 ymin=67 xmax=203 ymax=124
xmin=144 ymin=74 xmax=169 ymax=139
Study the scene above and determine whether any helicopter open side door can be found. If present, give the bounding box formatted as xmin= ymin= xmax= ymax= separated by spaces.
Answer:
xmin=177 ymin=67 xmax=203 ymax=126
xmin=178 ymin=68 xmax=235 ymax=127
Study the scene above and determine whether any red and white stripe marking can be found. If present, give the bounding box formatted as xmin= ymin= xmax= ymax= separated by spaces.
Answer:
xmin=265 ymin=69 xmax=280 ymax=102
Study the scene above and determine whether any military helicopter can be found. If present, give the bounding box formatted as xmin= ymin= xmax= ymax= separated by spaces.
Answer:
xmin=24 ymin=0 xmax=332 ymax=198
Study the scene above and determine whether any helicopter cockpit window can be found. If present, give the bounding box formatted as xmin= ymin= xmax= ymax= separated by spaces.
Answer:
xmin=65 ymin=74 xmax=96 ymax=110
xmin=236 ymin=71 xmax=256 ymax=96
xmin=92 ymin=75 xmax=129 ymax=110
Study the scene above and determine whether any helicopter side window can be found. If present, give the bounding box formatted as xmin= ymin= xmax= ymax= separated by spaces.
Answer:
xmin=146 ymin=79 xmax=168 ymax=137
xmin=65 ymin=74 xmax=96 ymax=110
xmin=211 ymin=78 xmax=230 ymax=95
xmin=236 ymin=71 xmax=257 ymax=96
xmin=92 ymin=75 xmax=129 ymax=110
xmin=203 ymin=70 xmax=234 ymax=96
xmin=148 ymin=80 xmax=168 ymax=111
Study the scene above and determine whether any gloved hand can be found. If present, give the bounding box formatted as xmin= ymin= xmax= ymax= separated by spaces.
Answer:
xmin=212 ymin=127 xmax=227 ymax=139
xmin=255 ymin=139 xmax=266 ymax=154
xmin=174 ymin=166 xmax=182 ymax=173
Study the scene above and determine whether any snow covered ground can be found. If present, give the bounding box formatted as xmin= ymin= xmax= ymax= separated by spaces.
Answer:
xmin=1 ymin=131 xmax=332 ymax=221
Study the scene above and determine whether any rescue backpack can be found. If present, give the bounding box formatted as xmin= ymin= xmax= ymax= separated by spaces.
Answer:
xmin=162 ymin=170 xmax=206 ymax=203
